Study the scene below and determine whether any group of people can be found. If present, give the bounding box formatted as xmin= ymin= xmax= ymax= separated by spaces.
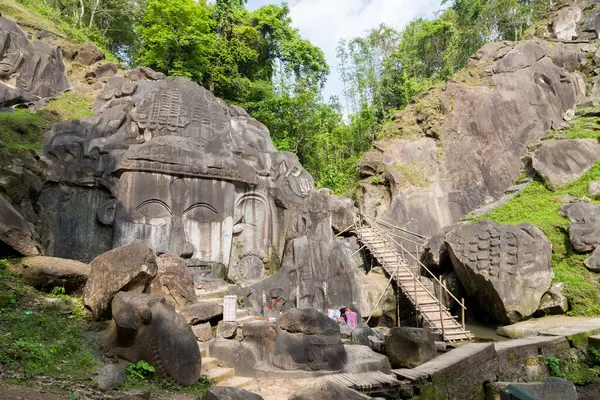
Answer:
xmin=327 ymin=307 xmax=358 ymax=328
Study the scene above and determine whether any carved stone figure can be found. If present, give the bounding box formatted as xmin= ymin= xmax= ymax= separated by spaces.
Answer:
xmin=102 ymin=291 xmax=202 ymax=386
xmin=445 ymin=221 xmax=554 ymax=324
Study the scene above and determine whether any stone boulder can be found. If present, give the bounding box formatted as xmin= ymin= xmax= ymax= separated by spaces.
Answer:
xmin=536 ymin=283 xmax=568 ymax=317
xmin=150 ymin=254 xmax=196 ymax=310
xmin=102 ymin=292 xmax=201 ymax=386
xmin=329 ymin=195 xmax=358 ymax=233
xmin=97 ymin=364 xmax=126 ymax=391
xmin=73 ymin=43 xmax=105 ymax=66
xmin=277 ymin=308 xmax=340 ymax=336
xmin=0 ymin=194 xmax=42 ymax=256
xmin=83 ymin=241 xmax=157 ymax=320
xmin=351 ymin=323 xmax=376 ymax=346
xmin=586 ymin=246 xmax=600 ymax=272
xmin=180 ymin=302 xmax=223 ymax=325
xmin=354 ymin=267 xmax=396 ymax=327
xmin=532 ymin=139 xmax=600 ymax=190
xmin=0 ymin=17 xmax=70 ymax=107
xmin=9 ymin=256 xmax=89 ymax=293
xmin=217 ymin=321 xmax=237 ymax=339
xmin=384 ymin=327 xmax=436 ymax=369
xmin=202 ymin=387 xmax=263 ymax=400
xmin=589 ymin=181 xmax=600 ymax=199
xmin=561 ymin=202 xmax=600 ymax=252
xmin=192 ymin=323 xmax=213 ymax=342
xmin=288 ymin=380 xmax=369 ymax=400
xmin=445 ymin=221 xmax=553 ymax=324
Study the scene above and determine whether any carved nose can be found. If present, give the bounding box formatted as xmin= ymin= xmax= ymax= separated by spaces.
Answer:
xmin=180 ymin=243 xmax=194 ymax=259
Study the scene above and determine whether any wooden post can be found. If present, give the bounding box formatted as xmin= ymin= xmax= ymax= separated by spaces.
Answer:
xmin=438 ymin=282 xmax=445 ymax=339
xmin=414 ymin=273 xmax=418 ymax=327
xmin=461 ymin=298 xmax=466 ymax=331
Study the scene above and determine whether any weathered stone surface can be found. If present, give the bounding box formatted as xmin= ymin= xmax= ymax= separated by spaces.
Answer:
xmin=97 ymin=363 xmax=126 ymax=391
xmin=83 ymin=241 xmax=157 ymax=320
xmin=350 ymin=323 xmax=375 ymax=346
xmin=202 ymin=387 xmax=263 ymax=400
xmin=288 ymin=380 xmax=369 ymax=400
xmin=589 ymin=181 xmax=600 ymax=199
xmin=73 ymin=43 xmax=105 ymax=66
xmin=536 ymin=283 xmax=569 ymax=316
xmin=367 ymin=335 xmax=385 ymax=354
xmin=150 ymin=254 xmax=196 ymax=310
xmin=487 ymin=378 xmax=577 ymax=400
xmin=329 ymin=195 xmax=358 ymax=233
xmin=181 ymin=302 xmax=223 ymax=325
xmin=9 ymin=256 xmax=89 ymax=293
xmin=549 ymin=6 xmax=583 ymax=41
xmin=342 ymin=344 xmax=391 ymax=374
xmin=192 ymin=323 xmax=213 ymax=342
xmin=217 ymin=321 xmax=237 ymax=339
xmin=273 ymin=328 xmax=347 ymax=371
xmin=561 ymin=202 xmax=600 ymax=252
xmin=354 ymin=267 xmax=396 ymax=326
xmin=446 ymin=221 xmax=553 ymax=324
xmin=357 ymin=37 xmax=586 ymax=239
xmin=497 ymin=316 xmax=591 ymax=339
xmin=0 ymin=194 xmax=42 ymax=256
xmin=0 ymin=18 xmax=70 ymax=107
xmin=532 ymin=139 xmax=600 ymax=190
xmin=585 ymin=246 xmax=600 ymax=271
xmin=85 ymin=62 xmax=118 ymax=79
xmin=384 ymin=327 xmax=436 ymax=368
xmin=102 ymin=292 xmax=201 ymax=386
xmin=277 ymin=308 xmax=340 ymax=336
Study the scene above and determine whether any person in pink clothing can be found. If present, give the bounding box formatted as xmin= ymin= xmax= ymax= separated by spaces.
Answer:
xmin=346 ymin=308 xmax=358 ymax=328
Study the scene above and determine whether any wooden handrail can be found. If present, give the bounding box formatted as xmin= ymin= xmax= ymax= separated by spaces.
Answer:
xmin=360 ymin=213 xmax=467 ymax=312
xmin=360 ymin=213 xmax=429 ymax=240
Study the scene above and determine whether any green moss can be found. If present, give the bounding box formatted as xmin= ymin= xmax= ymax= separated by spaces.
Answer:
xmin=40 ymin=91 xmax=95 ymax=121
xmin=476 ymin=161 xmax=600 ymax=316
xmin=524 ymin=356 xmax=540 ymax=366
xmin=565 ymin=366 xmax=598 ymax=386
xmin=388 ymin=162 xmax=432 ymax=188
xmin=0 ymin=0 xmax=65 ymax=34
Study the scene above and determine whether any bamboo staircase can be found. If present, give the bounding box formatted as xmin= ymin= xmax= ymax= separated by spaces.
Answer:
xmin=353 ymin=216 xmax=473 ymax=343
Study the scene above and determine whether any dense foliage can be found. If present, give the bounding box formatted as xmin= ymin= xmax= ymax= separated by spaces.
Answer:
xmin=11 ymin=0 xmax=550 ymax=196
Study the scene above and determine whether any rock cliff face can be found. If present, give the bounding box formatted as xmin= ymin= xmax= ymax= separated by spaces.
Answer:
xmin=357 ymin=1 xmax=600 ymax=239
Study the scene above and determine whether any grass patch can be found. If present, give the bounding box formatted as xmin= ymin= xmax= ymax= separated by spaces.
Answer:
xmin=40 ymin=91 xmax=95 ymax=121
xmin=0 ymin=267 xmax=101 ymax=382
xmin=0 ymin=0 xmax=65 ymax=34
xmin=388 ymin=162 xmax=432 ymax=188
xmin=476 ymin=161 xmax=600 ymax=316
xmin=558 ymin=115 xmax=600 ymax=140
xmin=0 ymin=109 xmax=52 ymax=152
xmin=120 ymin=373 xmax=213 ymax=397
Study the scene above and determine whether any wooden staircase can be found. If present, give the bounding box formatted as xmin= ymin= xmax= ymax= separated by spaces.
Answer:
xmin=354 ymin=221 xmax=473 ymax=343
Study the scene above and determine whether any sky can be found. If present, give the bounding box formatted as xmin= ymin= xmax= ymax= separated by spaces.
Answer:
xmin=246 ymin=0 xmax=443 ymax=101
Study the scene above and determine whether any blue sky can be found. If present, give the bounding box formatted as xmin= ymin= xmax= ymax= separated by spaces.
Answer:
xmin=246 ymin=0 xmax=443 ymax=100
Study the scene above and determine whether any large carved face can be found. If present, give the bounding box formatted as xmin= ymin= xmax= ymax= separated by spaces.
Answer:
xmin=113 ymin=172 xmax=234 ymax=267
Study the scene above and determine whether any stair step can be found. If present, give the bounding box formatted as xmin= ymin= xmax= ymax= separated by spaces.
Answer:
xmin=201 ymin=357 xmax=218 ymax=372
xmin=237 ymin=315 xmax=262 ymax=324
xmin=198 ymin=342 xmax=210 ymax=358
xmin=237 ymin=309 xmax=249 ymax=318
xmin=206 ymin=367 xmax=235 ymax=384
xmin=217 ymin=376 xmax=255 ymax=389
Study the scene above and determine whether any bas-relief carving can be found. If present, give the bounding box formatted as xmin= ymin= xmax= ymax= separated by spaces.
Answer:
xmin=114 ymin=172 xmax=234 ymax=269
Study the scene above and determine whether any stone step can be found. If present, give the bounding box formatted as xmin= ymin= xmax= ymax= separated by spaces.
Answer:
xmin=206 ymin=367 xmax=235 ymax=384
xmin=237 ymin=315 xmax=262 ymax=324
xmin=196 ymin=297 xmax=223 ymax=305
xmin=237 ymin=309 xmax=249 ymax=318
xmin=198 ymin=342 xmax=210 ymax=358
xmin=195 ymin=287 xmax=229 ymax=299
xmin=216 ymin=376 xmax=255 ymax=389
xmin=201 ymin=357 xmax=218 ymax=372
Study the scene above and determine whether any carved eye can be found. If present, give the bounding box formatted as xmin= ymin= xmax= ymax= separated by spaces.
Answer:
xmin=184 ymin=203 xmax=219 ymax=223
xmin=135 ymin=200 xmax=171 ymax=226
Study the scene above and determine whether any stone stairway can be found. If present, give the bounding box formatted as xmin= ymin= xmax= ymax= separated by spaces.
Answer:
xmin=355 ymin=222 xmax=473 ymax=343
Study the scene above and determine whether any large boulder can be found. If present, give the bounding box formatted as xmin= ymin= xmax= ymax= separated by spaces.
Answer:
xmin=561 ymin=202 xmax=600 ymax=252
xmin=150 ymin=254 xmax=197 ymax=310
xmin=536 ymin=283 xmax=568 ymax=317
xmin=288 ymin=380 xmax=369 ymax=400
xmin=329 ymin=195 xmax=358 ymax=233
xmin=585 ymin=246 xmax=600 ymax=272
xmin=277 ymin=308 xmax=340 ymax=336
xmin=0 ymin=195 xmax=42 ymax=256
xmin=9 ymin=256 xmax=89 ymax=293
xmin=180 ymin=302 xmax=223 ymax=325
xmin=202 ymin=387 xmax=263 ymax=400
xmin=0 ymin=17 xmax=70 ymax=107
xmin=532 ymin=139 xmax=600 ymax=190
xmin=384 ymin=327 xmax=436 ymax=369
xmin=445 ymin=221 xmax=553 ymax=324
xmin=356 ymin=36 xmax=586 ymax=239
xmin=102 ymin=292 xmax=201 ymax=386
xmin=83 ymin=241 xmax=157 ymax=320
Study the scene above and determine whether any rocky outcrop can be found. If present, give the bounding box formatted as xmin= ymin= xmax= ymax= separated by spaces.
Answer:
xmin=9 ymin=256 xmax=89 ymax=293
xmin=0 ymin=194 xmax=42 ymax=256
xmin=202 ymin=388 xmax=264 ymax=400
xmin=532 ymin=139 xmax=600 ymax=190
xmin=536 ymin=283 xmax=569 ymax=316
xmin=150 ymin=254 xmax=197 ymax=310
xmin=445 ymin=221 xmax=553 ymax=324
xmin=101 ymin=292 xmax=201 ymax=386
xmin=0 ymin=17 xmax=70 ymax=107
xmin=180 ymin=302 xmax=223 ymax=325
xmin=561 ymin=202 xmax=600 ymax=252
xmin=384 ymin=327 xmax=437 ymax=368
xmin=83 ymin=241 xmax=157 ymax=320
xmin=357 ymin=12 xmax=592 ymax=238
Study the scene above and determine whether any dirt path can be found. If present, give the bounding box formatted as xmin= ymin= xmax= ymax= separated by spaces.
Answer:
xmin=0 ymin=383 xmax=69 ymax=400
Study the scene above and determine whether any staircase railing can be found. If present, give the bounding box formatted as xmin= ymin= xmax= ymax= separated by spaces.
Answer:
xmin=357 ymin=212 xmax=467 ymax=326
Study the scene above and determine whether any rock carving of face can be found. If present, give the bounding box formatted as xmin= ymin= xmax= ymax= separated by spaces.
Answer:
xmin=114 ymin=172 xmax=234 ymax=266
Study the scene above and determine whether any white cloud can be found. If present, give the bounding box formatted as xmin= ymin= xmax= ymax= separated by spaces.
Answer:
xmin=287 ymin=0 xmax=442 ymax=100
xmin=246 ymin=0 xmax=443 ymax=100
